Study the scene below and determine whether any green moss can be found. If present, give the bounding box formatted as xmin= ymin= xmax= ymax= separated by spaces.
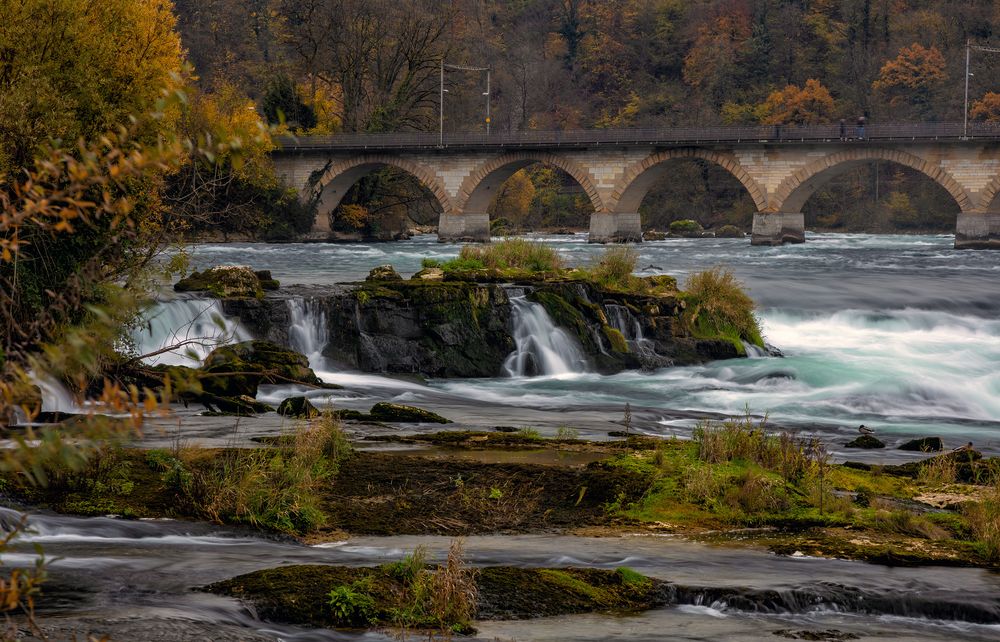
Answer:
xmin=603 ymin=326 xmax=629 ymax=353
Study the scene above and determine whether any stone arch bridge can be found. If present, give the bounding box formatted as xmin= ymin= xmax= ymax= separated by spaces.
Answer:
xmin=271 ymin=123 xmax=1000 ymax=248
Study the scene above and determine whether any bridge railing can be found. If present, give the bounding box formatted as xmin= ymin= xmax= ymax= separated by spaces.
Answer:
xmin=276 ymin=121 xmax=1000 ymax=150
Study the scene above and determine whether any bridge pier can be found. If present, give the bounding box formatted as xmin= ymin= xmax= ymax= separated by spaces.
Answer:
xmin=438 ymin=212 xmax=490 ymax=243
xmin=589 ymin=212 xmax=642 ymax=243
xmin=751 ymin=212 xmax=805 ymax=246
xmin=956 ymin=211 xmax=1000 ymax=249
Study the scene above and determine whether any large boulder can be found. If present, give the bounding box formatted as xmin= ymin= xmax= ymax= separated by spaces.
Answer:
xmin=898 ymin=436 xmax=944 ymax=452
xmin=369 ymin=402 xmax=451 ymax=424
xmin=175 ymin=265 xmax=272 ymax=298
xmin=845 ymin=435 xmax=886 ymax=449
xmin=366 ymin=265 xmax=402 ymax=282
xmin=201 ymin=341 xmax=323 ymax=397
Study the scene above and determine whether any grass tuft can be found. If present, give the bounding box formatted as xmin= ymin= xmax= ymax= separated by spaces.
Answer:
xmin=452 ymin=238 xmax=563 ymax=273
xmin=682 ymin=267 xmax=763 ymax=349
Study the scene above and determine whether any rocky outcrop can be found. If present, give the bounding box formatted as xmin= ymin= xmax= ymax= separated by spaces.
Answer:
xmin=221 ymin=278 xmax=749 ymax=379
xmin=175 ymin=266 xmax=279 ymax=298
xmin=202 ymin=340 xmax=324 ymax=397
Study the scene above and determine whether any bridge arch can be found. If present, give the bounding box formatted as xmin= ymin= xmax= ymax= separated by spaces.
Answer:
xmin=457 ymin=152 xmax=605 ymax=215
xmin=772 ymin=148 xmax=973 ymax=214
xmin=312 ymin=155 xmax=453 ymax=234
xmin=610 ymin=149 xmax=769 ymax=214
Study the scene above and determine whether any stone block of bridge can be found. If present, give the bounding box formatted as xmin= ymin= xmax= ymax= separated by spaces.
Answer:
xmin=751 ymin=213 xmax=805 ymax=246
xmin=589 ymin=212 xmax=642 ymax=244
xmin=956 ymin=212 xmax=1000 ymax=249
xmin=439 ymin=212 xmax=490 ymax=243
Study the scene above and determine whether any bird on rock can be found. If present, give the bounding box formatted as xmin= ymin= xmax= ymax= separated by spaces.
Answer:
xmin=858 ymin=425 xmax=874 ymax=435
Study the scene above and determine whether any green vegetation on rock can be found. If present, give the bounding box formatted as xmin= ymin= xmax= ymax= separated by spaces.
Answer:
xmin=206 ymin=551 xmax=663 ymax=633
xmin=681 ymin=267 xmax=764 ymax=351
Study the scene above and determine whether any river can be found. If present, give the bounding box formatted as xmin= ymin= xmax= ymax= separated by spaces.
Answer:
xmin=24 ymin=232 xmax=1000 ymax=640
xmin=175 ymin=233 xmax=1000 ymax=458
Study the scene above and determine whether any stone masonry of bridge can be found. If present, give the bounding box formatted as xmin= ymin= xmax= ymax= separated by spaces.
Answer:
xmin=271 ymin=140 xmax=1000 ymax=249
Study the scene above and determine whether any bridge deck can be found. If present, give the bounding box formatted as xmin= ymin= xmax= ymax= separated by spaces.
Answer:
xmin=276 ymin=122 xmax=1000 ymax=152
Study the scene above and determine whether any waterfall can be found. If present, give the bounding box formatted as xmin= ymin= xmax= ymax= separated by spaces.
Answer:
xmin=503 ymin=296 xmax=589 ymax=377
xmin=132 ymin=299 xmax=251 ymax=366
xmin=287 ymin=298 xmax=329 ymax=369
xmin=605 ymin=303 xmax=658 ymax=363
xmin=741 ymin=341 xmax=769 ymax=358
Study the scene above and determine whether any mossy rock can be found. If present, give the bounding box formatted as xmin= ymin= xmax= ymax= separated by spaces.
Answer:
xmin=714 ymin=225 xmax=745 ymax=238
xmin=668 ymin=219 xmax=704 ymax=237
xmin=204 ymin=564 xmax=667 ymax=630
xmin=255 ymin=270 xmax=281 ymax=291
xmin=411 ymin=267 xmax=444 ymax=281
xmin=366 ymin=265 xmax=403 ymax=281
xmin=845 ymin=435 xmax=886 ymax=449
xmin=643 ymin=231 xmax=668 ymax=241
xmin=201 ymin=340 xmax=322 ymax=397
xmin=898 ymin=436 xmax=944 ymax=452
xmin=369 ymin=402 xmax=451 ymax=424
xmin=174 ymin=265 xmax=265 ymax=298
xmin=603 ymin=326 xmax=630 ymax=353
xmin=643 ymin=274 xmax=678 ymax=292
xmin=277 ymin=396 xmax=320 ymax=419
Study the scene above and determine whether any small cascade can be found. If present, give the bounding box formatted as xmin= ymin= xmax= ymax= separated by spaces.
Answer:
xmin=133 ymin=298 xmax=251 ymax=366
xmin=605 ymin=303 xmax=660 ymax=366
xmin=287 ymin=298 xmax=329 ymax=369
xmin=741 ymin=341 xmax=769 ymax=359
xmin=503 ymin=296 xmax=589 ymax=377
xmin=36 ymin=376 xmax=80 ymax=413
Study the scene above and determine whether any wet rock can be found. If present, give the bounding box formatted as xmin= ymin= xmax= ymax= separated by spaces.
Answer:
xmin=201 ymin=340 xmax=323 ymax=398
xmin=773 ymin=629 xmax=860 ymax=641
xmin=202 ymin=394 xmax=274 ymax=415
xmin=277 ymin=396 xmax=320 ymax=419
xmin=643 ymin=230 xmax=668 ymax=241
xmin=174 ymin=265 xmax=264 ymax=298
xmin=366 ymin=265 xmax=402 ymax=281
xmin=369 ymin=402 xmax=451 ymax=424
xmin=411 ymin=267 xmax=444 ymax=281
xmin=898 ymin=436 xmax=944 ymax=452
xmin=254 ymin=270 xmax=281 ymax=291
xmin=668 ymin=219 xmax=704 ymax=238
xmin=845 ymin=435 xmax=886 ymax=449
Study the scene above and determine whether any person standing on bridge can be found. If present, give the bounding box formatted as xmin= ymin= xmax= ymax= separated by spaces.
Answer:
xmin=857 ymin=116 xmax=866 ymax=140
xmin=839 ymin=119 xmax=847 ymax=140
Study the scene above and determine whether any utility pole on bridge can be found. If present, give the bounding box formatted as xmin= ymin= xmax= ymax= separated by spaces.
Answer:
xmin=964 ymin=40 xmax=1000 ymax=138
xmin=439 ymin=61 xmax=492 ymax=147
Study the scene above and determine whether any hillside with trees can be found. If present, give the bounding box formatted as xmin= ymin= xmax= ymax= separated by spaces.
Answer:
xmin=169 ymin=0 xmax=1000 ymax=236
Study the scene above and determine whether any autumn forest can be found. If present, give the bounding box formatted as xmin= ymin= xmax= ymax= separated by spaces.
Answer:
xmin=175 ymin=0 xmax=1000 ymax=235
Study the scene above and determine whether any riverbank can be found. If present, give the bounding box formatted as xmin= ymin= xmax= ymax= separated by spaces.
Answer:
xmin=6 ymin=418 xmax=998 ymax=572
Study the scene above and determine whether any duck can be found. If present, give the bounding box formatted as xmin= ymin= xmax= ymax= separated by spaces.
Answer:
xmin=858 ymin=425 xmax=874 ymax=436
xmin=953 ymin=441 xmax=974 ymax=452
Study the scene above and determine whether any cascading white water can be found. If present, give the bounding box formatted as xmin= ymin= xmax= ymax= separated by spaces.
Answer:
xmin=287 ymin=298 xmax=328 ymax=369
xmin=132 ymin=298 xmax=251 ymax=366
xmin=503 ymin=296 xmax=589 ymax=377
xmin=605 ymin=303 xmax=657 ymax=361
